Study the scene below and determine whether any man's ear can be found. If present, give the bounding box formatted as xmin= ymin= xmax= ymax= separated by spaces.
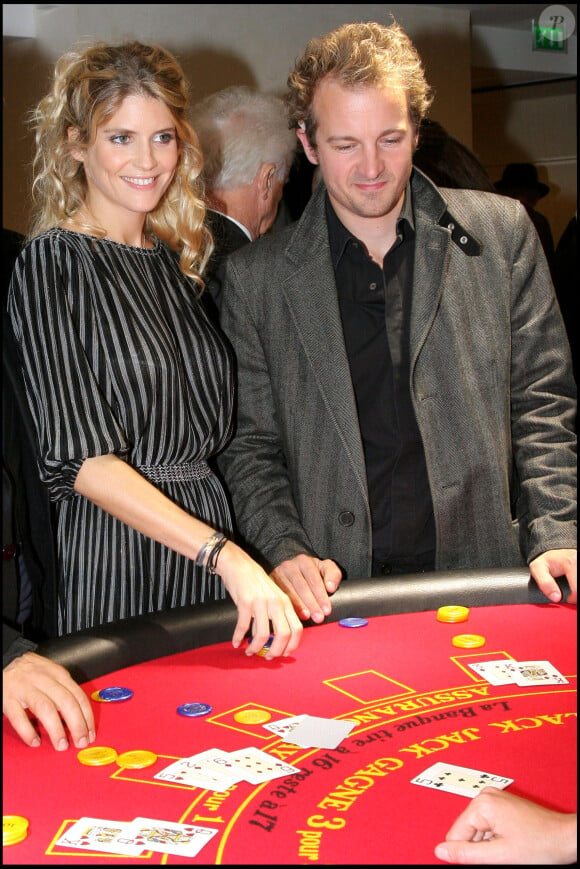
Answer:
xmin=67 ymin=126 xmax=85 ymax=163
xmin=296 ymin=126 xmax=319 ymax=166
xmin=257 ymin=162 xmax=276 ymax=199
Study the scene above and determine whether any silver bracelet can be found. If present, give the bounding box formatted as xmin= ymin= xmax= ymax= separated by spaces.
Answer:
xmin=207 ymin=535 xmax=228 ymax=575
xmin=195 ymin=531 xmax=226 ymax=569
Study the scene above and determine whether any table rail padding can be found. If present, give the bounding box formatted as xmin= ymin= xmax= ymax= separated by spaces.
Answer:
xmin=36 ymin=568 xmax=570 ymax=683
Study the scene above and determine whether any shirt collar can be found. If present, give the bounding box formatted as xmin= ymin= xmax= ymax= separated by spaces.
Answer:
xmin=208 ymin=208 xmax=253 ymax=242
xmin=326 ymin=184 xmax=415 ymax=269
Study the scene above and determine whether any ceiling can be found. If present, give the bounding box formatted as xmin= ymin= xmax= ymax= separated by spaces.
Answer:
xmin=3 ymin=4 xmax=577 ymax=91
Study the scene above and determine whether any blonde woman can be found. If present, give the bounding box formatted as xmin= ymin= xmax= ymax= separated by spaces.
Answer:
xmin=7 ymin=40 xmax=302 ymax=658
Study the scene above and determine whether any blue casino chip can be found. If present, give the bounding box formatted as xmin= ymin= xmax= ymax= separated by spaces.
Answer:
xmin=338 ymin=617 xmax=369 ymax=628
xmin=246 ymin=634 xmax=274 ymax=648
xmin=176 ymin=702 xmax=213 ymax=717
xmin=98 ymin=686 xmax=134 ymax=702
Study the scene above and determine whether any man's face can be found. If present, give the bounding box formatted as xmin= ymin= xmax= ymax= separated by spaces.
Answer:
xmin=298 ymin=77 xmax=417 ymax=228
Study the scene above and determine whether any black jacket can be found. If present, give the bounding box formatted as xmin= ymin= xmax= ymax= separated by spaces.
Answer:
xmin=3 ymin=228 xmax=58 ymax=653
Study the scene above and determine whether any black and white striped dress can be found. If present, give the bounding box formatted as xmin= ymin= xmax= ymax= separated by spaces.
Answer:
xmin=8 ymin=228 xmax=234 ymax=634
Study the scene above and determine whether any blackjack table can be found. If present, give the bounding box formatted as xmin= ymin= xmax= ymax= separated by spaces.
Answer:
xmin=3 ymin=568 xmax=576 ymax=865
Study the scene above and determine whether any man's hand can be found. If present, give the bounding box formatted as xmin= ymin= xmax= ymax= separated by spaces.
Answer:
xmin=529 ymin=549 xmax=576 ymax=604
xmin=3 ymin=651 xmax=96 ymax=750
xmin=271 ymin=554 xmax=343 ymax=623
xmin=434 ymin=786 xmax=577 ymax=864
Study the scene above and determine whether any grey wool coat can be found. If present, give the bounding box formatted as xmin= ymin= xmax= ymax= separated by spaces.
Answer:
xmin=217 ymin=169 xmax=577 ymax=580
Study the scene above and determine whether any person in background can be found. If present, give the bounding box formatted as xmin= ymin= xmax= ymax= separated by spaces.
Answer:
xmin=434 ymin=786 xmax=577 ymax=865
xmin=4 ymin=228 xmax=95 ymax=751
xmin=7 ymin=40 xmax=302 ymax=660
xmin=216 ymin=20 xmax=576 ymax=625
xmin=191 ymin=85 xmax=296 ymax=313
xmin=414 ymin=118 xmax=496 ymax=192
xmin=494 ymin=162 xmax=556 ymax=273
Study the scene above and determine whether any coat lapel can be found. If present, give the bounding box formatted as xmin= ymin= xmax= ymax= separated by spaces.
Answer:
xmin=281 ymin=187 xmax=368 ymax=493
xmin=409 ymin=171 xmax=452 ymax=372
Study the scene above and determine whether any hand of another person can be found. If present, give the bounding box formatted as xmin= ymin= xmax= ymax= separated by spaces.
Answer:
xmin=529 ymin=549 xmax=577 ymax=604
xmin=3 ymin=651 xmax=96 ymax=751
xmin=270 ymin=554 xmax=343 ymax=623
xmin=218 ymin=544 xmax=304 ymax=659
xmin=434 ymin=786 xmax=577 ymax=865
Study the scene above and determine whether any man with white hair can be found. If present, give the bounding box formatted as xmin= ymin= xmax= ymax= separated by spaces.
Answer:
xmin=192 ymin=86 xmax=296 ymax=311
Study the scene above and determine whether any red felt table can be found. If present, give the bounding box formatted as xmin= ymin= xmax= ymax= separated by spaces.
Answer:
xmin=3 ymin=598 xmax=576 ymax=865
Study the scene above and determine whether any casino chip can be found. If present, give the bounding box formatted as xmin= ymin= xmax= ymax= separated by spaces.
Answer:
xmin=77 ymin=746 xmax=118 ymax=766
xmin=3 ymin=815 xmax=29 ymax=846
xmin=116 ymin=750 xmax=158 ymax=769
xmin=247 ymin=634 xmax=275 ymax=656
xmin=98 ymin=686 xmax=134 ymax=702
xmin=339 ymin=617 xmax=369 ymax=628
xmin=177 ymin=702 xmax=213 ymax=717
xmin=234 ymin=708 xmax=272 ymax=724
xmin=436 ymin=605 xmax=470 ymax=623
xmin=452 ymin=634 xmax=486 ymax=649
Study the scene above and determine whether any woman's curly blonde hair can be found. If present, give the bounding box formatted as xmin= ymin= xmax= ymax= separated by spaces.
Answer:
xmin=29 ymin=40 xmax=212 ymax=285
xmin=286 ymin=21 xmax=433 ymax=147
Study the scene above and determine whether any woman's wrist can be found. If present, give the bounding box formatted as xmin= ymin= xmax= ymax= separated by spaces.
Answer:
xmin=195 ymin=531 xmax=228 ymax=574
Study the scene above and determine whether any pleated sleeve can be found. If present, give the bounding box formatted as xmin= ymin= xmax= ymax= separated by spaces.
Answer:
xmin=7 ymin=231 xmax=130 ymax=500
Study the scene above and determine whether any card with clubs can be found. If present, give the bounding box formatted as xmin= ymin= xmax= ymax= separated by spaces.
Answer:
xmin=410 ymin=761 xmax=513 ymax=798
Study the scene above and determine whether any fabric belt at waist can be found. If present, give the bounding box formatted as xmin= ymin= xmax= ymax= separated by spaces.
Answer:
xmin=137 ymin=461 xmax=212 ymax=483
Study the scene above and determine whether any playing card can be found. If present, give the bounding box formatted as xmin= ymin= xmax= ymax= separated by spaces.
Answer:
xmin=55 ymin=817 xmax=144 ymax=856
xmin=155 ymin=761 xmax=234 ymax=791
xmin=124 ymin=817 xmax=218 ymax=858
xmin=505 ymin=660 xmax=569 ymax=686
xmin=468 ymin=660 xmax=518 ymax=686
xmin=154 ymin=751 xmax=242 ymax=791
xmin=263 ymin=714 xmax=307 ymax=737
xmin=184 ymin=747 xmax=244 ymax=779
xmin=410 ymin=762 xmax=514 ymax=798
xmin=283 ymin=715 xmax=357 ymax=749
xmin=226 ymin=747 xmax=301 ymax=783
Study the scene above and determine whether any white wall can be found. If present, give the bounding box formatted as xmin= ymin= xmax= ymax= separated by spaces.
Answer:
xmin=3 ymin=3 xmax=472 ymax=234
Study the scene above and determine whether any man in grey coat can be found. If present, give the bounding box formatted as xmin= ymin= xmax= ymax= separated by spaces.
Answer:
xmin=218 ymin=21 xmax=577 ymax=624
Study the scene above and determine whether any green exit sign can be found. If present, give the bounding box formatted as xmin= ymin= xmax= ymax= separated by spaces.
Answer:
xmin=532 ymin=23 xmax=567 ymax=51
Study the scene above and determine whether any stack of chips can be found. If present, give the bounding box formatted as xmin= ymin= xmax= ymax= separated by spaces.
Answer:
xmin=3 ymin=815 xmax=29 ymax=847
xmin=436 ymin=605 xmax=470 ymax=623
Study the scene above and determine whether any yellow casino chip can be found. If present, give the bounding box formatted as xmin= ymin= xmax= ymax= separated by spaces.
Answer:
xmin=436 ymin=605 xmax=470 ymax=623
xmin=116 ymin=750 xmax=158 ymax=769
xmin=77 ymin=745 xmax=118 ymax=766
xmin=452 ymin=634 xmax=486 ymax=649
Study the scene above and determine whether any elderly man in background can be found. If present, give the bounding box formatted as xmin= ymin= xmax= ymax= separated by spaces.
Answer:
xmin=192 ymin=85 xmax=297 ymax=311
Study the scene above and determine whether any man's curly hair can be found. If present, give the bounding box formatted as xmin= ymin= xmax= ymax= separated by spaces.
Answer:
xmin=285 ymin=21 xmax=433 ymax=147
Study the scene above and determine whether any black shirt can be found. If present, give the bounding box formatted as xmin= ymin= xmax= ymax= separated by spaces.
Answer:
xmin=326 ymin=190 xmax=435 ymax=570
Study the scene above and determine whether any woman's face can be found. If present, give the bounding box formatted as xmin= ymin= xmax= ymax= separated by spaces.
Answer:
xmin=69 ymin=93 xmax=180 ymax=231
